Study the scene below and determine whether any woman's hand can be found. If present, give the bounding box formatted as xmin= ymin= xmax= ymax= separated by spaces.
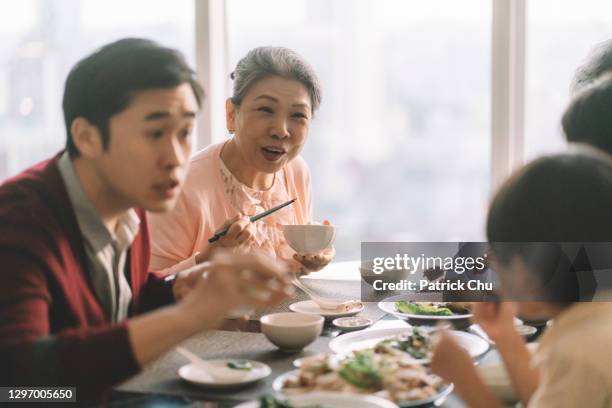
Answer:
xmin=214 ymin=214 xmax=255 ymax=248
xmin=293 ymin=220 xmax=336 ymax=273
xmin=473 ymin=302 xmax=517 ymax=343
xmin=195 ymin=214 xmax=255 ymax=264
xmin=294 ymin=247 xmax=335 ymax=273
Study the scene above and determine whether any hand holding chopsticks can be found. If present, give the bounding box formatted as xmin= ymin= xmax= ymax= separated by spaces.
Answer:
xmin=208 ymin=198 xmax=296 ymax=243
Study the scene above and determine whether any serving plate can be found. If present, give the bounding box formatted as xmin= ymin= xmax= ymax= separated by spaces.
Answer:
xmin=235 ymin=392 xmax=399 ymax=408
xmin=378 ymin=295 xmax=473 ymax=321
xmin=273 ymin=370 xmax=453 ymax=408
xmin=328 ymin=327 xmax=489 ymax=364
xmin=290 ymin=300 xmax=364 ymax=318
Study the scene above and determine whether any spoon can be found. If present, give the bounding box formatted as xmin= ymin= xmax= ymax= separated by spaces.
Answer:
xmin=175 ymin=347 xmax=249 ymax=382
xmin=291 ymin=276 xmax=358 ymax=311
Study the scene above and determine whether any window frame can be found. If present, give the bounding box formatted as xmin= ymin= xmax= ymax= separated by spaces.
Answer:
xmin=195 ymin=0 xmax=528 ymax=189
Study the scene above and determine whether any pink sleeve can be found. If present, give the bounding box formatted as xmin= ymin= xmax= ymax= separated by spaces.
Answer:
xmin=148 ymin=188 xmax=202 ymax=274
xmin=287 ymin=156 xmax=312 ymax=224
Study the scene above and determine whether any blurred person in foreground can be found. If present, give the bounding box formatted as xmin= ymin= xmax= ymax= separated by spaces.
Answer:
xmin=571 ymin=38 xmax=612 ymax=94
xmin=431 ymin=147 xmax=612 ymax=407
xmin=0 ymin=38 xmax=292 ymax=402
xmin=149 ymin=46 xmax=335 ymax=277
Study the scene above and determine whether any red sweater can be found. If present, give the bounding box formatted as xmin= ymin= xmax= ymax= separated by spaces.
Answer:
xmin=0 ymin=154 xmax=174 ymax=399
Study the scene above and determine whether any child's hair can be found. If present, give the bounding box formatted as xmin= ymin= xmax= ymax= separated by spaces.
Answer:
xmin=486 ymin=147 xmax=612 ymax=301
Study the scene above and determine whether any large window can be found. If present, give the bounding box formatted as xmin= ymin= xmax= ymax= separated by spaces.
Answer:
xmin=3 ymin=0 xmax=612 ymax=262
xmin=0 ymin=0 xmax=194 ymax=179
xmin=525 ymin=0 xmax=612 ymax=159
xmin=227 ymin=0 xmax=492 ymax=260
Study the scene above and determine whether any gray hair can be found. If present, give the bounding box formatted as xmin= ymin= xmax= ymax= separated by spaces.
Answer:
xmin=230 ymin=46 xmax=322 ymax=114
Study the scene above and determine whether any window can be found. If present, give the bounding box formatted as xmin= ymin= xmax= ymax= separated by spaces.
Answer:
xmin=3 ymin=0 xmax=611 ymax=261
xmin=227 ymin=0 xmax=492 ymax=260
xmin=525 ymin=0 xmax=612 ymax=159
xmin=0 ymin=0 xmax=194 ymax=179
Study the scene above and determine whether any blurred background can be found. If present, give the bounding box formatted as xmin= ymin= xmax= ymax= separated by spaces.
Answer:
xmin=1 ymin=0 xmax=612 ymax=260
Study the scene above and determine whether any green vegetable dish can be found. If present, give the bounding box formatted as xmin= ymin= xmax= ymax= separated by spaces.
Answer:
xmin=338 ymin=351 xmax=384 ymax=389
xmin=394 ymin=301 xmax=454 ymax=316
xmin=375 ymin=327 xmax=432 ymax=360
xmin=227 ymin=360 xmax=253 ymax=371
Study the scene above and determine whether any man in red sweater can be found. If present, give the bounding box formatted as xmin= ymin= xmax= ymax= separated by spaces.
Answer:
xmin=0 ymin=38 xmax=292 ymax=401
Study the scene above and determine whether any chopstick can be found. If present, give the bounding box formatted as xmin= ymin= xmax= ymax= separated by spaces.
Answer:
xmin=208 ymin=198 xmax=296 ymax=243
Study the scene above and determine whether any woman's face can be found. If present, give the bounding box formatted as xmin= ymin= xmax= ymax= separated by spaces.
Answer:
xmin=226 ymin=75 xmax=312 ymax=174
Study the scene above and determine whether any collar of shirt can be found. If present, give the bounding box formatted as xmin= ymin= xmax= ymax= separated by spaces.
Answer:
xmin=57 ymin=152 xmax=140 ymax=251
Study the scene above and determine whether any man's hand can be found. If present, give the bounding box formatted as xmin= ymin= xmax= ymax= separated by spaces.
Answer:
xmin=171 ymin=267 xmax=202 ymax=301
xmin=179 ymin=249 xmax=294 ymax=329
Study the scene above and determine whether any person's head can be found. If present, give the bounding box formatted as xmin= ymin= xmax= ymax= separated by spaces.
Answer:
xmin=486 ymin=147 xmax=612 ymax=319
xmin=571 ymin=38 xmax=612 ymax=94
xmin=225 ymin=46 xmax=321 ymax=175
xmin=562 ymin=73 xmax=612 ymax=155
xmin=63 ymin=38 xmax=203 ymax=212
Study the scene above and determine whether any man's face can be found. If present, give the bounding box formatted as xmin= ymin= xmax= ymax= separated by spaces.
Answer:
xmin=96 ymin=83 xmax=198 ymax=212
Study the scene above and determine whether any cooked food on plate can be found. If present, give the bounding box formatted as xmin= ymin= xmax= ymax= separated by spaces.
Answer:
xmin=281 ymin=349 xmax=446 ymax=403
xmin=394 ymin=301 xmax=472 ymax=316
xmin=374 ymin=327 xmax=432 ymax=360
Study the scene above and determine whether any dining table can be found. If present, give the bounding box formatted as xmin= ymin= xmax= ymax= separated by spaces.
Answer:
xmin=107 ymin=261 xmax=532 ymax=408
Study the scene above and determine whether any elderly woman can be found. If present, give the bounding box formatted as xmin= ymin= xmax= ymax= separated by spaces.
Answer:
xmin=149 ymin=46 xmax=335 ymax=275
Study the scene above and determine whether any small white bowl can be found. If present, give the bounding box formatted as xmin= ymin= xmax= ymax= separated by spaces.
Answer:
xmin=282 ymin=224 xmax=335 ymax=255
xmin=260 ymin=312 xmax=324 ymax=352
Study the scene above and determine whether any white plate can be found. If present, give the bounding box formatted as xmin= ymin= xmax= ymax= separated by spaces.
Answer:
xmin=273 ymin=370 xmax=453 ymax=408
xmin=333 ymin=316 xmax=373 ymax=331
xmin=178 ymin=359 xmax=271 ymax=388
xmin=289 ymin=300 xmax=364 ymax=318
xmin=234 ymin=392 xmax=399 ymax=408
xmin=378 ymin=296 xmax=473 ymax=321
xmin=328 ymin=327 xmax=489 ymax=364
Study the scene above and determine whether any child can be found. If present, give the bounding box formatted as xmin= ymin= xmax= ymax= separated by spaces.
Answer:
xmin=431 ymin=148 xmax=612 ymax=407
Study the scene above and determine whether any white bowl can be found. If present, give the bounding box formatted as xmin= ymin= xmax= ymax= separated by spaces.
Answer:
xmin=282 ymin=224 xmax=336 ymax=255
xmin=260 ymin=312 xmax=324 ymax=352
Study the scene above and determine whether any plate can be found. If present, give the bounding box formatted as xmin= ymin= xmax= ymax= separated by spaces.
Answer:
xmin=333 ymin=316 xmax=373 ymax=331
xmin=289 ymin=300 xmax=364 ymax=318
xmin=234 ymin=392 xmax=399 ymax=408
xmin=273 ymin=370 xmax=453 ymax=408
xmin=328 ymin=327 xmax=489 ymax=364
xmin=378 ymin=295 xmax=473 ymax=322
xmin=177 ymin=359 xmax=271 ymax=388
